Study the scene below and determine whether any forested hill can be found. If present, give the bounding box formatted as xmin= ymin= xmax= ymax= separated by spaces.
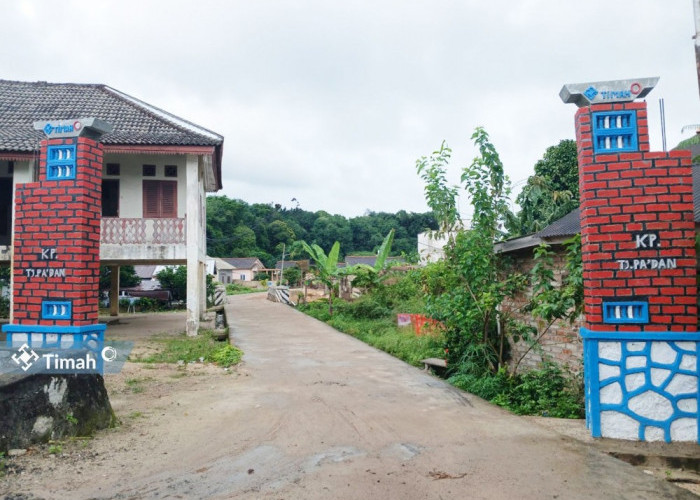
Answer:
xmin=206 ymin=196 xmax=438 ymax=267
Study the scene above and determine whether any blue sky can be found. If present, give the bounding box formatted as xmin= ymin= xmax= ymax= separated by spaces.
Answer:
xmin=3 ymin=0 xmax=699 ymax=218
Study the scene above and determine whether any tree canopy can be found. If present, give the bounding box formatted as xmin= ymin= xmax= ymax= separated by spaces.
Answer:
xmin=510 ymin=139 xmax=579 ymax=237
xmin=206 ymin=197 xmax=437 ymax=267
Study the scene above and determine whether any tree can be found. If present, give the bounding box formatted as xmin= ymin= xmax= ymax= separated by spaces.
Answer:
xmin=511 ymin=140 xmax=578 ymax=236
xmin=300 ymin=240 xmax=342 ymax=315
xmin=99 ymin=265 xmax=141 ymax=291
xmin=156 ymin=266 xmax=187 ymax=301
xmin=418 ymin=129 xmax=526 ymax=374
xmin=281 ymin=266 xmax=302 ymax=287
xmin=416 ymin=141 xmax=459 ymax=235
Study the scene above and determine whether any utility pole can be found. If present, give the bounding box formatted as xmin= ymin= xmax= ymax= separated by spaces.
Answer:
xmin=279 ymin=243 xmax=286 ymax=285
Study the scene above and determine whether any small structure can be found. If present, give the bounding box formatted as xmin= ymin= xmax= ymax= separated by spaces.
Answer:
xmin=217 ymin=257 xmax=264 ymax=283
xmin=562 ymin=77 xmax=700 ymax=442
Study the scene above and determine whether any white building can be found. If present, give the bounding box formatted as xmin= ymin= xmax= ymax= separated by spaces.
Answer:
xmin=0 ymin=80 xmax=224 ymax=335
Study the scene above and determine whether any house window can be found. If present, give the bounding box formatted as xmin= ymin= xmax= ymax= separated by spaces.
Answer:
xmin=106 ymin=163 xmax=120 ymax=176
xmin=143 ymin=180 xmax=177 ymax=218
xmin=142 ymin=164 xmax=156 ymax=177
xmin=164 ymin=165 xmax=178 ymax=178
xmin=102 ymin=179 xmax=120 ymax=217
xmin=7 ymin=161 xmax=13 ymax=174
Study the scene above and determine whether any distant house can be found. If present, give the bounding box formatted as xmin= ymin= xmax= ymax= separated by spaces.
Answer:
xmin=218 ymin=257 xmax=264 ymax=283
xmin=417 ymin=231 xmax=458 ymax=264
xmin=132 ymin=265 xmax=160 ymax=291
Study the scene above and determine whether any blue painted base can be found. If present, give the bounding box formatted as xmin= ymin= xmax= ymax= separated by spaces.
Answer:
xmin=581 ymin=328 xmax=700 ymax=443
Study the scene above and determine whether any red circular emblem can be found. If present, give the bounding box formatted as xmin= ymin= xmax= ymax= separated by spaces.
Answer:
xmin=73 ymin=120 xmax=82 ymax=130
xmin=630 ymin=83 xmax=642 ymax=95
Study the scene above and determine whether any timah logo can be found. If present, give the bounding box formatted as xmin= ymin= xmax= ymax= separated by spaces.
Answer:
xmin=584 ymin=86 xmax=598 ymax=101
xmin=11 ymin=343 xmax=40 ymax=371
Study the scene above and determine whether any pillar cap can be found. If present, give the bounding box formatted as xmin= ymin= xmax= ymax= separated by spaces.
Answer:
xmin=33 ymin=118 xmax=113 ymax=139
xmin=560 ymin=77 xmax=659 ymax=107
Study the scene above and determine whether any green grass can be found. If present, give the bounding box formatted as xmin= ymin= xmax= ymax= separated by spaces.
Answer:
xmin=300 ymin=302 xmax=444 ymax=367
xmin=125 ymin=376 xmax=153 ymax=393
xmin=131 ymin=329 xmax=243 ymax=368
xmin=226 ymin=283 xmax=266 ymax=295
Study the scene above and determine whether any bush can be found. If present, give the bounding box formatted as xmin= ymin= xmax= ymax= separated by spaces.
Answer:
xmin=449 ymin=365 xmax=583 ymax=418
xmin=343 ymin=296 xmax=391 ymax=320
xmin=0 ymin=296 xmax=8 ymax=319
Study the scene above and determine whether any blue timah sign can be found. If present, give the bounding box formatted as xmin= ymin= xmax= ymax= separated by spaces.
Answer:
xmin=33 ymin=118 xmax=113 ymax=138
xmin=559 ymin=77 xmax=659 ymax=107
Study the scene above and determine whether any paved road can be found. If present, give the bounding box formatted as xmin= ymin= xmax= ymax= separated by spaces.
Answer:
xmin=212 ymin=294 xmax=691 ymax=499
xmin=25 ymin=293 xmax=691 ymax=499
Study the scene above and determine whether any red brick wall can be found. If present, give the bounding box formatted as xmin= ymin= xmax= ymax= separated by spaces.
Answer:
xmin=502 ymin=249 xmax=584 ymax=374
xmin=576 ymin=102 xmax=697 ymax=332
xmin=11 ymin=136 xmax=103 ymax=326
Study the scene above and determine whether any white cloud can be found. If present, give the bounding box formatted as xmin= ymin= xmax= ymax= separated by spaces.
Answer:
xmin=2 ymin=0 xmax=699 ymax=217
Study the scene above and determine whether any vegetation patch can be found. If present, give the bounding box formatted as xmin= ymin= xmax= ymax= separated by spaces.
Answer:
xmin=131 ymin=329 xmax=243 ymax=368
xmin=225 ymin=282 xmax=264 ymax=295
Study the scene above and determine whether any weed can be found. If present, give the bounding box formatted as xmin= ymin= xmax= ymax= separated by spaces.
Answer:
xmin=125 ymin=376 xmax=153 ymax=394
xmin=132 ymin=330 xmax=243 ymax=368
xmin=48 ymin=444 xmax=62 ymax=455
xmin=66 ymin=413 xmax=78 ymax=425
xmin=210 ymin=344 xmax=243 ymax=367
xmin=127 ymin=411 xmax=144 ymax=419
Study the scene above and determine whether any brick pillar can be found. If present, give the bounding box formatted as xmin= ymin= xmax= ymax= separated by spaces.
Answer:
xmin=562 ymin=79 xmax=700 ymax=442
xmin=3 ymin=119 xmax=112 ymax=374
xmin=576 ymin=102 xmax=698 ymax=332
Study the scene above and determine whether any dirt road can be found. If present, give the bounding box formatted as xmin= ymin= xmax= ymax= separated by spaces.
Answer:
xmin=1 ymin=294 xmax=696 ymax=499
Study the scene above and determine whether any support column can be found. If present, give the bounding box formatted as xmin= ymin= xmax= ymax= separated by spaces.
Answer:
xmin=109 ymin=265 xmax=120 ymax=316
xmin=185 ymin=154 xmax=201 ymax=336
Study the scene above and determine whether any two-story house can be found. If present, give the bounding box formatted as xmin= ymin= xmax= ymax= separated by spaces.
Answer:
xmin=0 ymin=80 xmax=224 ymax=335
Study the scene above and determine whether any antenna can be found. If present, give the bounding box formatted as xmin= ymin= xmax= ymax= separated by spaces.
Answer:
xmin=659 ymin=98 xmax=667 ymax=152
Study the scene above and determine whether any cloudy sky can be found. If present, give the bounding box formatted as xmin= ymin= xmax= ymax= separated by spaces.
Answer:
xmin=3 ymin=0 xmax=699 ymax=218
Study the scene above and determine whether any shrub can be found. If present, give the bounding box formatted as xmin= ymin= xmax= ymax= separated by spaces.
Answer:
xmin=450 ymin=364 xmax=583 ymax=418
xmin=344 ymin=297 xmax=391 ymax=319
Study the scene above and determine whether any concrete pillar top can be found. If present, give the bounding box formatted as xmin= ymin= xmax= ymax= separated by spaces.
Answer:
xmin=559 ymin=77 xmax=659 ymax=107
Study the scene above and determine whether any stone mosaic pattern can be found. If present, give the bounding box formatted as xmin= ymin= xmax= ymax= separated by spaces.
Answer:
xmin=589 ymin=339 xmax=699 ymax=442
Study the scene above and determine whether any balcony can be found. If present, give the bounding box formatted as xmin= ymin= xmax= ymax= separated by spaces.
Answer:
xmin=100 ymin=218 xmax=186 ymax=245
xmin=0 ymin=218 xmax=188 ymax=264
xmin=99 ymin=217 xmax=187 ymax=263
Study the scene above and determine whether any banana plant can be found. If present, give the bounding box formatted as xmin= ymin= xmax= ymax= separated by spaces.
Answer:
xmin=300 ymin=240 xmax=342 ymax=315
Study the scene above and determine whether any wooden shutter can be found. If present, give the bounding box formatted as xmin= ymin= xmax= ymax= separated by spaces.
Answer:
xmin=143 ymin=180 xmax=161 ymax=218
xmin=143 ymin=180 xmax=177 ymax=218
xmin=160 ymin=181 xmax=177 ymax=218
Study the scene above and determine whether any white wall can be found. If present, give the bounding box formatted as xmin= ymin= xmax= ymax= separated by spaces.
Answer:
xmin=102 ymin=153 xmax=187 ymax=218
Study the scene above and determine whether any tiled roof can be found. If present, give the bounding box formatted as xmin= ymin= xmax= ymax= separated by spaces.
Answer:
xmin=0 ymin=80 xmax=223 ymax=152
xmin=221 ymin=258 xmax=263 ymax=270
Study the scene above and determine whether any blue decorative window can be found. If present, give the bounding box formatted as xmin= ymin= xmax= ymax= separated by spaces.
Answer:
xmin=46 ymin=145 xmax=77 ymax=180
xmin=592 ymin=111 xmax=638 ymax=153
xmin=602 ymin=301 xmax=648 ymax=324
xmin=42 ymin=301 xmax=72 ymax=320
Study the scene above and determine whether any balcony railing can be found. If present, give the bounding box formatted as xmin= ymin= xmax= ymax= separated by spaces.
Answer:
xmin=100 ymin=218 xmax=186 ymax=245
